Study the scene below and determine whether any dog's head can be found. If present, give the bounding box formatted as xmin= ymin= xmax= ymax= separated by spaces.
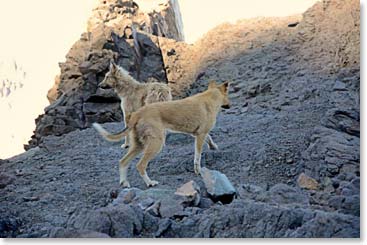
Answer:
xmin=99 ymin=61 xmax=118 ymax=89
xmin=208 ymin=80 xmax=231 ymax=109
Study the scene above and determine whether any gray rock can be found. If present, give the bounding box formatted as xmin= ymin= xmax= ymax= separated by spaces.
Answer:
xmin=160 ymin=199 xmax=359 ymax=238
xmin=145 ymin=201 xmax=161 ymax=217
xmin=155 ymin=218 xmax=172 ymax=237
xmin=341 ymin=195 xmax=360 ymax=216
xmin=238 ymin=184 xmax=265 ymax=201
xmin=323 ymin=108 xmax=359 ymax=137
xmin=112 ymin=188 xmax=142 ymax=206
xmin=159 ymin=198 xmax=185 ymax=218
xmin=200 ymin=167 xmax=237 ymax=204
xmin=328 ymin=196 xmax=344 ymax=209
xmin=333 ymin=80 xmax=347 ymax=91
xmin=49 ymin=227 xmax=110 ymax=238
xmin=198 ymin=197 xmax=214 ymax=209
xmin=267 ymin=183 xmax=309 ymax=205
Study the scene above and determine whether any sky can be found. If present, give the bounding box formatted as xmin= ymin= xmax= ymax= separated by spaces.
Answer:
xmin=0 ymin=0 xmax=319 ymax=159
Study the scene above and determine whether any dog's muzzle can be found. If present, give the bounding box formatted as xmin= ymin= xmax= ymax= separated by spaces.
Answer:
xmin=221 ymin=104 xmax=231 ymax=109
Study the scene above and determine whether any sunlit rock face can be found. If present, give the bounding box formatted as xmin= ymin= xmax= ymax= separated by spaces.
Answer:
xmin=26 ymin=0 xmax=185 ymax=149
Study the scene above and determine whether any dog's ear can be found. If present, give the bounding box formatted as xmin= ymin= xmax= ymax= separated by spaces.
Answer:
xmin=110 ymin=61 xmax=116 ymax=71
xmin=219 ymin=81 xmax=230 ymax=93
xmin=208 ymin=80 xmax=217 ymax=89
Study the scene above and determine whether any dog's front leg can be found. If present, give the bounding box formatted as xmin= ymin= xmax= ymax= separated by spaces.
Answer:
xmin=194 ymin=134 xmax=206 ymax=175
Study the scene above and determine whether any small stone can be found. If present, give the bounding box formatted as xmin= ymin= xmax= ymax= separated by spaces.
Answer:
xmin=200 ymin=167 xmax=237 ymax=204
xmin=238 ymin=184 xmax=265 ymax=201
xmin=23 ymin=196 xmax=40 ymax=202
xmin=145 ymin=201 xmax=160 ymax=217
xmin=322 ymin=177 xmax=335 ymax=193
xmin=122 ymin=189 xmax=136 ymax=204
xmin=15 ymin=169 xmax=23 ymax=176
xmin=297 ymin=173 xmax=319 ymax=190
xmin=327 ymin=164 xmax=339 ymax=175
xmin=333 ymin=80 xmax=347 ymax=91
xmin=198 ymin=197 xmax=214 ymax=209
xmin=286 ymin=158 xmax=293 ymax=164
xmin=112 ymin=188 xmax=141 ymax=206
xmin=175 ymin=180 xmax=201 ymax=206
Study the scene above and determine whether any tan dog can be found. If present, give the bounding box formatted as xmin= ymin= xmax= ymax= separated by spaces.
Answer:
xmin=94 ymin=81 xmax=230 ymax=187
xmin=98 ymin=62 xmax=172 ymax=148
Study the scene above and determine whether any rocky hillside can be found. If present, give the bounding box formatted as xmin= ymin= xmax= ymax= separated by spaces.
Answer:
xmin=0 ymin=0 xmax=360 ymax=238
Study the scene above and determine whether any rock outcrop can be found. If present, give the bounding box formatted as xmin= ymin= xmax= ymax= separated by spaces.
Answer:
xmin=1 ymin=0 xmax=359 ymax=238
xmin=26 ymin=0 xmax=185 ymax=149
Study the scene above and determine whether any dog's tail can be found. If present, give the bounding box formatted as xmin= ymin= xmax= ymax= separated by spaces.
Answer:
xmin=93 ymin=123 xmax=130 ymax=142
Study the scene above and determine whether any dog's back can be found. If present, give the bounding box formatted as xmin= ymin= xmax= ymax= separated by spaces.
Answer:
xmin=144 ymin=82 xmax=172 ymax=104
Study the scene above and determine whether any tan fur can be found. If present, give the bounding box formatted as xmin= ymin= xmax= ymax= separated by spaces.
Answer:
xmin=97 ymin=81 xmax=231 ymax=188
xmin=97 ymin=62 xmax=172 ymax=148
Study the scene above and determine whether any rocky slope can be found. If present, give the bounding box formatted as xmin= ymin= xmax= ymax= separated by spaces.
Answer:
xmin=0 ymin=0 xmax=360 ymax=238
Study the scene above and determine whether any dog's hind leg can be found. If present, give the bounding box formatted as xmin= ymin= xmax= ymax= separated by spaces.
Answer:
xmin=194 ymin=134 xmax=207 ymax=175
xmin=121 ymin=113 xmax=131 ymax=149
xmin=119 ymin=145 xmax=142 ymax=187
xmin=205 ymin=134 xmax=218 ymax=150
xmin=136 ymin=138 xmax=163 ymax=187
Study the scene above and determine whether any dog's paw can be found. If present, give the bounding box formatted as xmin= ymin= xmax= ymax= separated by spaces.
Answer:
xmin=147 ymin=180 xmax=159 ymax=187
xmin=121 ymin=144 xmax=130 ymax=149
xmin=120 ymin=180 xmax=131 ymax=188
